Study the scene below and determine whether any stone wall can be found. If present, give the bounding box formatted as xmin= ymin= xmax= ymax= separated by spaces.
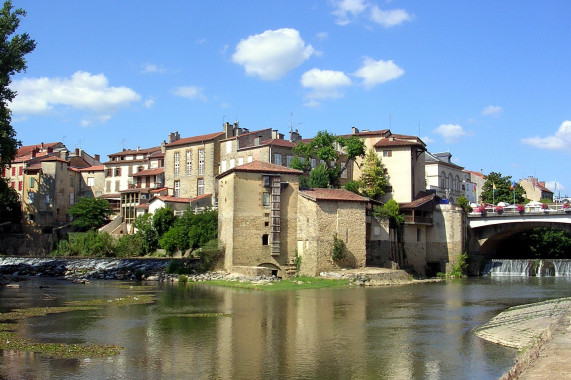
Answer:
xmin=426 ymin=204 xmax=465 ymax=273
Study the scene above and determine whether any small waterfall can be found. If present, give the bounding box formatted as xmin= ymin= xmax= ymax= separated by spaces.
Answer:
xmin=481 ymin=259 xmax=571 ymax=276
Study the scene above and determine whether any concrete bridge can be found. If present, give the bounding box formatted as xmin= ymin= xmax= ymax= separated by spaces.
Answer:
xmin=467 ymin=210 xmax=571 ymax=257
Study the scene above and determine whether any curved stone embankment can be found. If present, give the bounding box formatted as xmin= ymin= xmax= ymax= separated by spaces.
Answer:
xmin=319 ymin=267 xmax=437 ymax=286
xmin=475 ymin=297 xmax=571 ymax=379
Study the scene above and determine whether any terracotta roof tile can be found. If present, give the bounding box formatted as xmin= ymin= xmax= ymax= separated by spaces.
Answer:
xmin=166 ymin=132 xmax=224 ymax=147
xmin=191 ymin=193 xmax=212 ymax=202
xmin=156 ymin=195 xmax=191 ymax=203
xmin=261 ymin=139 xmax=296 ymax=148
xmin=132 ymin=167 xmax=164 ymax=177
xmin=150 ymin=187 xmax=168 ymax=193
xmin=77 ymin=165 xmax=104 ymax=172
xmin=300 ymin=188 xmax=369 ymax=202
xmin=108 ymin=146 xmax=161 ymax=157
xmin=373 ymin=137 xmax=425 ymax=148
xmin=17 ymin=142 xmax=62 ymax=156
xmin=217 ymin=160 xmax=302 ymax=178
xmin=399 ymin=193 xmax=437 ymax=209
xmin=220 ymin=128 xmax=271 ymax=142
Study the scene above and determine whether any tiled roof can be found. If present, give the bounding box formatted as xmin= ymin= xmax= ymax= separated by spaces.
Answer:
xmin=220 ymin=128 xmax=271 ymax=142
xmin=150 ymin=187 xmax=168 ymax=193
xmin=37 ymin=155 xmax=68 ymax=163
xmin=261 ymin=139 xmax=296 ymax=148
xmin=399 ymin=193 xmax=438 ymax=210
xmin=535 ymin=182 xmax=553 ymax=193
xmin=300 ymin=188 xmax=369 ymax=203
xmin=17 ymin=142 xmax=62 ymax=156
xmin=463 ymin=170 xmax=485 ymax=178
xmin=217 ymin=160 xmax=302 ymax=178
xmin=156 ymin=195 xmax=191 ymax=203
xmin=100 ymin=193 xmax=121 ymax=199
xmin=108 ymin=146 xmax=161 ymax=157
xmin=191 ymin=193 xmax=212 ymax=202
xmin=77 ymin=165 xmax=104 ymax=172
xmin=135 ymin=203 xmax=149 ymax=209
xmin=132 ymin=167 xmax=164 ymax=177
xmin=373 ymin=136 xmax=425 ymax=148
xmin=166 ymin=131 xmax=224 ymax=147
xmin=102 ymin=159 xmax=147 ymax=165
xmin=341 ymin=129 xmax=390 ymax=138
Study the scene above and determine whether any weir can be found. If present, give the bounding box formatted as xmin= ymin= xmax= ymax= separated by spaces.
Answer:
xmin=481 ymin=259 xmax=571 ymax=277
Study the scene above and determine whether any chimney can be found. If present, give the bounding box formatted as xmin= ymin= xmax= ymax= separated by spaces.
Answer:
xmin=224 ymin=122 xmax=233 ymax=138
xmin=31 ymin=149 xmax=36 ymax=158
xmin=254 ymin=136 xmax=261 ymax=146
xmin=290 ymin=129 xmax=302 ymax=143
xmin=60 ymin=150 xmax=69 ymax=160
xmin=161 ymin=142 xmax=166 ymax=153
xmin=352 ymin=126 xmax=359 ymax=135
xmin=272 ymin=130 xmax=280 ymax=139
xmin=94 ymin=154 xmax=100 ymax=162
xmin=540 ymin=181 xmax=546 ymax=187
xmin=168 ymin=131 xmax=180 ymax=143
xmin=41 ymin=142 xmax=44 ymax=150
xmin=74 ymin=148 xmax=79 ymax=156
xmin=137 ymin=146 xmax=140 ymax=151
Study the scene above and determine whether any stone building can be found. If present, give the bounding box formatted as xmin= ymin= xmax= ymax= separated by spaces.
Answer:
xmin=102 ymin=146 xmax=161 ymax=195
xmin=163 ymin=131 xmax=225 ymax=204
xmin=296 ymin=188 xmax=368 ymax=276
xmin=519 ymin=176 xmax=554 ymax=202
xmin=425 ymin=151 xmax=472 ymax=204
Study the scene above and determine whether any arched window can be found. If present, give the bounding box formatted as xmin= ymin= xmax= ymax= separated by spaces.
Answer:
xmin=455 ymin=175 xmax=460 ymax=192
xmin=440 ymin=172 xmax=446 ymax=189
xmin=448 ymin=173 xmax=453 ymax=190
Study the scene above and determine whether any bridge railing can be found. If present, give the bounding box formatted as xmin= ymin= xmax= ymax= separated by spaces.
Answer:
xmin=468 ymin=204 xmax=571 ymax=217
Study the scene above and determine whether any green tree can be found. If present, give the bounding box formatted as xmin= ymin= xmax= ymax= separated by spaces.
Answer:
xmin=152 ymin=206 xmax=175 ymax=236
xmin=0 ymin=177 xmax=20 ymax=223
xmin=457 ymin=195 xmax=472 ymax=212
xmin=357 ymin=148 xmax=387 ymax=199
xmin=291 ymin=130 xmax=365 ymax=188
xmin=481 ymin=172 xmax=525 ymax=204
xmin=132 ymin=213 xmax=158 ymax=255
xmin=308 ymin=164 xmax=331 ymax=188
xmin=0 ymin=1 xmax=36 ymax=172
xmin=373 ymin=199 xmax=404 ymax=228
xmin=68 ymin=197 xmax=112 ymax=230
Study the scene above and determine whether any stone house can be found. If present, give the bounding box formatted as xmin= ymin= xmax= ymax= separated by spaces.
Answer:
xmin=102 ymin=146 xmax=161 ymax=195
xmin=519 ymin=176 xmax=554 ymax=202
xmin=296 ymin=188 xmax=368 ymax=276
xmin=163 ymin=131 xmax=225 ymax=204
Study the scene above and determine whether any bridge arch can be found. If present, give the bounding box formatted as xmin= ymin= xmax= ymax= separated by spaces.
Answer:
xmin=468 ymin=214 xmax=571 ymax=257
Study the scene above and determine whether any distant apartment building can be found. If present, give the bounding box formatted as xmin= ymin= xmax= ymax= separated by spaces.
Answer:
xmin=463 ymin=170 xmax=486 ymax=204
xmin=519 ymin=176 xmax=554 ymax=202
xmin=425 ymin=151 xmax=476 ymax=205
xmin=1 ymin=142 xmax=102 ymax=226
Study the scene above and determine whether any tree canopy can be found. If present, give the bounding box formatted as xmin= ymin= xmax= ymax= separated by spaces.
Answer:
xmin=345 ymin=148 xmax=387 ymax=199
xmin=0 ymin=1 xmax=36 ymax=172
xmin=290 ymin=130 xmax=365 ymax=188
xmin=481 ymin=171 xmax=525 ymax=204
xmin=68 ymin=197 xmax=112 ymax=230
xmin=0 ymin=177 xmax=20 ymax=223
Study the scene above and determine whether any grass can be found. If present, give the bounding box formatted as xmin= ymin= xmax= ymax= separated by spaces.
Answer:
xmin=0 ymin=293 xmax=155 ymax=359
xmin=201 ymin=276 xmax=351 ymax=291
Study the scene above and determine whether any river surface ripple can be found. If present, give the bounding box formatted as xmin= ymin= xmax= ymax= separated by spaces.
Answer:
xmin=1 ymin=276 xmax=570 ymax=380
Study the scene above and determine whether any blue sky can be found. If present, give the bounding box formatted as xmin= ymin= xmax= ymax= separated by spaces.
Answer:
xmin=10 ymin=1 xmax=571 ymax=197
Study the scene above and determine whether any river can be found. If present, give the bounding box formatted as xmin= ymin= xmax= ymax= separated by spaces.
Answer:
xmin=1 ymin=276 xmax=570 ymax=380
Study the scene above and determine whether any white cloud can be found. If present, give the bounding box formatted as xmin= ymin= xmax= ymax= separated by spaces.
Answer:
xmin=196 ymin=38 xmax=207 ymax=45
xmin=421 ymin=136 xmax=435 ymax=145
xmin=353 ymin=57 xmax=404 ymax=88
xmin=545 ymin=181 xmax=565 ymax=192
xmin=434 ymin=124 xmax=468 ymax=143
xmin=173 ymin=86 xmax=207 ymax=101
xmin=9 ymin=71 xmax=141 ymax=120
xmin=316 ymin=32 xmax=328 ymax=41
xmin=521 ymin=120 xmax=571 ymax=151
xmin=370 ymin=6 xmax=412 ymax=28
xmin=144 ymin=98 xmax=155 ymax=108
xmin=301 ymin=68 xmax=352 ymax=106
xmin=482 ymin=105 xmax=503 ymax=117
xmin=141 ymin=63 xmax=166 ymax=74
xmin=332 ymin=0 xmax=368 ymax=25
xmin=232 ymin=28 xmax=315 ymax=80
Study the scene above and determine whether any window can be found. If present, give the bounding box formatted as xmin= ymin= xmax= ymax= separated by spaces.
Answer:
xmin=70 ymin=176 xmax=74 ymax=187
xmin=287 ymin=155 xmax=293 ymax=167
xmin=440 ymin=172 xmax=446 ymax=189
xmin=198 ymin=149 xmax=205 ymax=175
xmin=18 ymin=181 xmax=22 ymax=191
xmin=115 ymin=168 xmax=121 ymax=177
xmin=262 ymin=192 xmax=270 ymax=207
xmin=19 ymin=167 xmax=23 ymax=175
xmin=70 ymin=192 xmax=75 ymax=205
xmin=87 ymin=177 xmax=94 ymax=186
xmin=274 ymin=154 xmax=282 ymax=166
xmin=11 ymin=167 xmax=15 ymax=176
xmin=197 ymin=178 xmax=204 ymax=196
xmin=27 ymin=192 xmax=34 ymax=204
xmin=455 ymin=175 xmax=460 ymax=192
xmin=262 ymin=234 xmax=269 ymax=245
xmin=448 ymin=173 xmax=453 ymax=190
xmin=341 ymin=163 xmax=347 ymax=179
xmin=238 ymin=157 xmax=244 ymax=166
xmin=128 ymin=166 xmax=133 ymax=176
xmin=186 ymin=150 xmax=192 ymax=175
xmin=174 ymin=152 xmax=180 ymax=177
xmin=45 ymin=195 xmax=50 ymax=205
xmin=221 ymin=160 xmax=227 ymax=173
xmin=230 ymin=158 xmax=235 ymax=169
xmin=10 ymin=181 xmax=14 ymax=188
xmin=106 ymin=169 xmax=112 ymax=177
xmin=115 ymin=180 xmax=120 ymax=192
xmin=174 ymin=180 xmax=181 ymax=197
xmin=383 ymin=150 xmax=392 ymax=157
xmin=29 ymin=178 xmax=35 ymax=188
xmin=226 ymin=141 xmax=232 ymax=154
xmin=247 ymin=155 xmax=253 ymax=163
xmin=106 ymin=181 xmax=111 ymax=192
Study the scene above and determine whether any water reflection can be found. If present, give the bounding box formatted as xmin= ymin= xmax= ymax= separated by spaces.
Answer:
xmin=1 ymin=277 xmax=570 ymax=379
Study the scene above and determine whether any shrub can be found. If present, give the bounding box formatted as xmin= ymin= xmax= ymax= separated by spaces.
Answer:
xmin=195 ymin=239 xmax=223 ymax=272
xmin=373 ymin=199 xmax=404 ymax=227
xmin=178 ymin=274 xmax=188 ymax=284
xmin=449 ymin=252 xmax=468 ymax=277
xmin=159 ymin=225 xmax=188 ymax=256
xmin=331 ymin=234 xmax=346 ymax=262
xmin=113 ymin=234 xmax=144 ymax=257
xmin=457 ymin=196 xmax=472 ymax=213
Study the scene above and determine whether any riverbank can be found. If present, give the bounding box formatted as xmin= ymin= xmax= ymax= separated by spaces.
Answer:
xmin=475 ymin=297 xmax=571 ymax=379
